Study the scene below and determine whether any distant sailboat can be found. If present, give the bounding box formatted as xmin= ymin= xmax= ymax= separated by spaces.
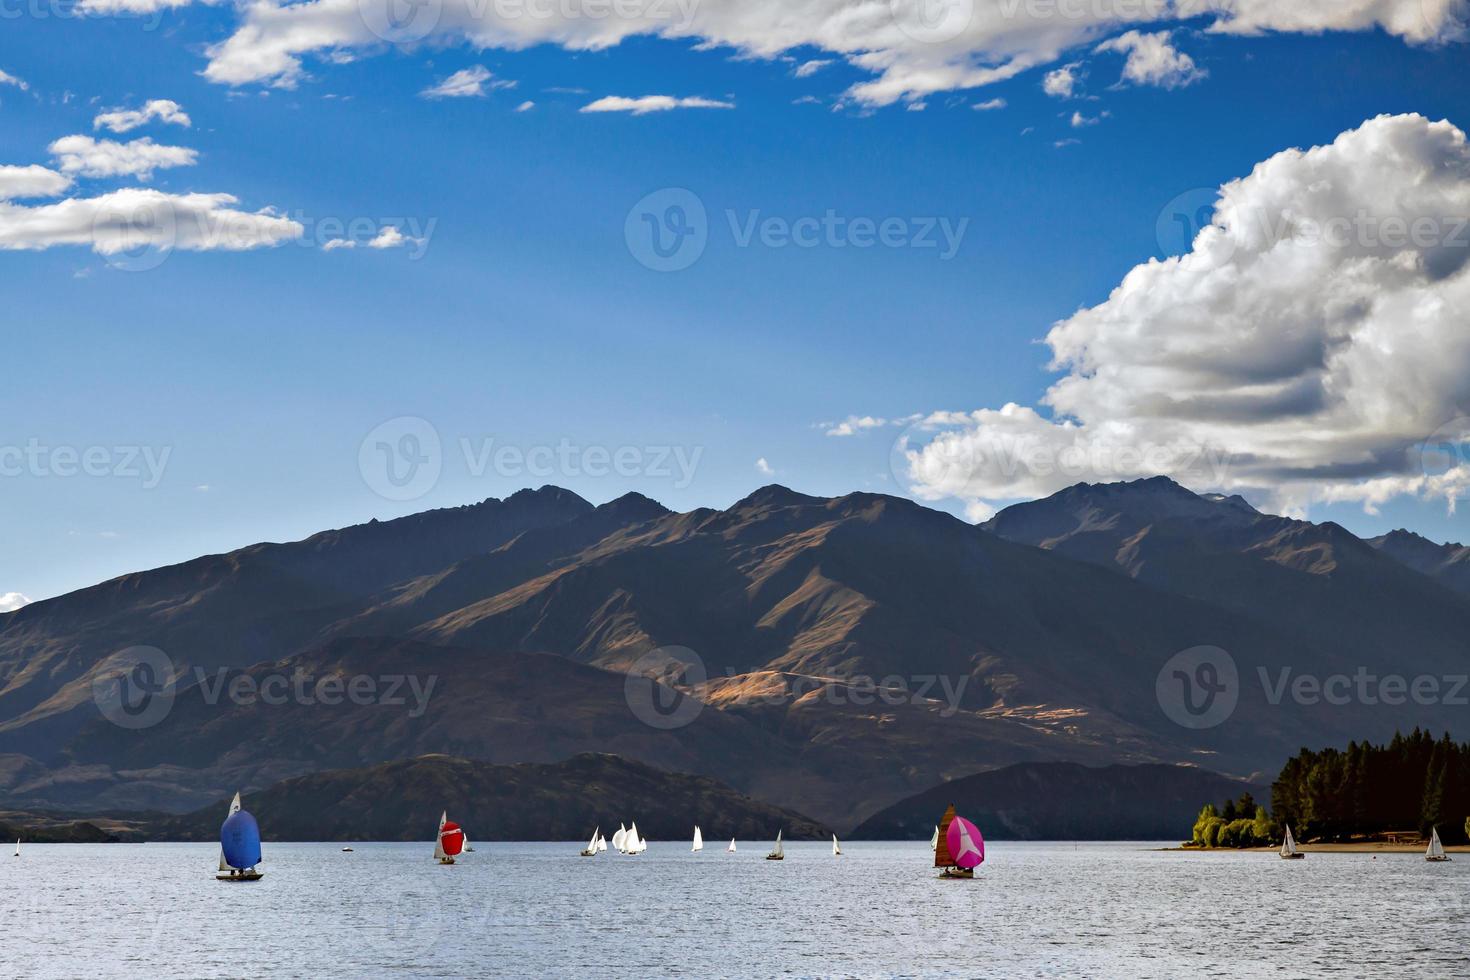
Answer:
xmin=692 ymin=826 xmax=703 ymax=852
xmin=1426 ymin=826 xmax=1451 ymax=862
xmin=627 ymin=822 xmax=647 ymax=855
xmin=728 ymin=838 xmax=737 ymax=853
xmin=435 ymin=811 xmax=466 ymax=865
xmin=341 ymin=846 xmax=353 ymax=852
xmin=930 ymin=825 xmax=938 ymax=852
xmin=216 ymin=792 xmax=263 ymax=881
xmin=934 ymin=804 xmax=984 ymax=879
xmin=581 ymin=827 xmax=601 ymax=857
xmin=766 ymin=829 xmax=784 ymax=861
xmin=612 ymin=823 xmax=628 ymax=853
xmin=596 ymin=831 xmax=607 ymax=853
xmin=12 ymin=838 xmax=18 ymax=858
xmin=832 ymin=834 xmax=842 ymax=856
xmin=1280 ymin=825 xmax=1304 ymax=860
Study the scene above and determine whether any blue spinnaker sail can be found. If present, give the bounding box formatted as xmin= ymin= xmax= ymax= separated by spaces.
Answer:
xmin=220 ymin=810 xmax=262 ymax=870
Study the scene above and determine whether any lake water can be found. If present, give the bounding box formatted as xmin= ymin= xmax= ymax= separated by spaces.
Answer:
xmin=2 ymin=841 xmax=1465 ymax=978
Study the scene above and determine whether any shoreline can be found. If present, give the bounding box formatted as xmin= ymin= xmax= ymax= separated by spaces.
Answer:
xmin=1163 ymin=842 xmax=1469 ymax=853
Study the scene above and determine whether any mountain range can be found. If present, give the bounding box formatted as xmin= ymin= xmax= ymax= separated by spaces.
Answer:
xmin=3 ymin=477 xmax=1468 ymax=833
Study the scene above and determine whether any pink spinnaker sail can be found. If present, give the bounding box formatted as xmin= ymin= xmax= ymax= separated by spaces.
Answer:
xmin=945 ymin=815 xmax=985 ymax=871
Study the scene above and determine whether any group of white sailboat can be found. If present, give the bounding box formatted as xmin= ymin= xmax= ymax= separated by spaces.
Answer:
xmin=1278 ymin=823 xmax=1452 ymax=862
xmin=574 ymin=824 xmax=839 ymax=859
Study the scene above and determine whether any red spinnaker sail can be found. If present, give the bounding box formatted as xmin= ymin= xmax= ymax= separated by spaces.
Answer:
xmin=441 ymin=821 xmax=465 ymax=857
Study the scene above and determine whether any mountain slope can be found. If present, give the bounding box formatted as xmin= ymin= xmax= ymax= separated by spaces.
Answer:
xmin=852 ymin=762 xmax=1265 ymax=841
xmin=145 ymin=753 xmax=831 ymax=842
xmin=1368 ymin=529 xmax=1470 ymax=595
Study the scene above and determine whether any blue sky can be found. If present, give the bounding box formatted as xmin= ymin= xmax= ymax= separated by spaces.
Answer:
xmin=4 ymin=4 xmax=1470 ymax=602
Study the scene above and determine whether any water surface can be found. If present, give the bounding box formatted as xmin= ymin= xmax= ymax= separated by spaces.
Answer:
xmin=3 ymin=841 xmax=1464 ymax=977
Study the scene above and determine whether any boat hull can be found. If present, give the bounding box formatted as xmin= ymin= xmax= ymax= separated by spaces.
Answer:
xmin=438 ymin=857 xmax=456 ymax=865
xmin=216 ymin=870 xmax=263 ymax=881
xmin=1427 ymin=856 xmax=1452 ymax=862
xmin=579 ymin=850 xmax=597 ymax=857
xmin=1280 ymin=853 xmax=1305 ymax=860
xmin=938 ymin=868 xmax=973 ymax=879
xmin=765 ymin=854 xmax=784 ymax=861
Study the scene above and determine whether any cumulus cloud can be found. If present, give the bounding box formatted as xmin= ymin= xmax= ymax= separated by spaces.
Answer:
xmin=1095 ymin=30 xmax=1207 ymax=89
xmin=890 ymin=113 xmax=1470 ymax=518
xmin=49 ymin=135 xmax=197 ymax=180
xmin=189 ymin=0 xmax=1467 ymax=107
xmin=1043 ymin=63 xmax=1082 ymax=98
xmin=0 ymin=592 xmax=30 ymax=613
xmin=755 ymin=457 xmax=775 ymax=476
xmin=823 ymin=415 xmax=890 ymax=437
xmin=974 ymin=97 xmax=1007 ymax=111
xmin=0 ymin=165 xmax=73 ymax=200
xmin=580 ymin=95 xmax=734 ymax=114
xmin=421 ymin=65 xmax=504 ymax=98
xmin=0 ymin=188 xmax=303 ymax=254
xmin=94 ymin=99 xmax=192 ymax=133
xmin=323 ymin=225 xmax=421 ymax=250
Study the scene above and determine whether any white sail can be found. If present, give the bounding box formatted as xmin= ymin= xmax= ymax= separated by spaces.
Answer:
xmin=13 ymin=839 xmax=19 ymax=857
xmin=1280 ymin=825 xmax=1298 ymax=858
xmin=219 ymin=792 xmax=242 ymax=871
xmin=627 ymin=821 xmax=645 ymax=854
xmin=434 ymin=810 xmax=448 ymax=862
xmin=692 ymin=826 xmax=703 ymax=852
xmin=586 ymin=827 xmax=600 ymax=852
xmin=728 ymin=838 xmax=736 ymax=852
xmin=612 ymin=824 xmax=628 ymax=853
xmin=832 ymin=834 xmax=841 ymax=856
xmin=1428 ymin=826 xmax=1447 ymax=860
xmin=596 ymin=833 xmax=607 ymax=853
xmin=930 ymin=825 xmax=939 ymax=851
xmin=769 ymin=829 xmax=783 ymax=859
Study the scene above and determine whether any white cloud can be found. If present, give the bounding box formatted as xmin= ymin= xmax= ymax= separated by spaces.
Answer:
xmin=323 ymin=224 xmax=421 ymax=251
xmin=49 ymin=135 xmax=197 ymax=180
xmin=794 ymin=58 xmax=832 ymax=78
xmin=515 ymin=100 xmax=535 ymax=112
xmin=189 ymin=0 xmax=1467 ymax=107
xmin=0 ymin=165 xmax=73 ymax=200
xmin=1053 ymin=137 xmax=1081 ymax=148
xmin=893 ymin=113 xmax=1470 ymax=518
xmin=580 ymin=95 xmax=734 ymax=115
xmin=1095 ymin=30 xmax=1207 ymax=89
xmin=1070 ymin=110 xmax=1100 ymax=127
xmin=823 ymin=414 xmax=889 ymax=437
xmin=755 ymin=457 xmax=775 ymax=476
xmin=0 ymin=187 xmax=302 ymax=254
xmin=422 ymin=65 xmax=496 ymax=99
xmin=0 ymin=592 xmax=30 ymax=613
xmin=973 ymin=97 xmax=1006 ymax=111
xmin=0 ymin=69 xmax=26 ymax=92
xmin=1042 ymin=64 xmax=1081 ymax=98
xmin=93 ymin=99 xmax=192 ymax=134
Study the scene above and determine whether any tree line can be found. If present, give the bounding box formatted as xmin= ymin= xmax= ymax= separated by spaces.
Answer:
xmin=1191 ymin=729 xmax=1470 ymax=847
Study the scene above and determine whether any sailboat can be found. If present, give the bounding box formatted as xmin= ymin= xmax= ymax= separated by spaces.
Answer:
xmin=1426 ymin=826 xmax=1451 ymax=862
xmin=832 ymin=834 xmax=842 ymax=856
xmin=435 ymin=811 xmax=466 ymax=865
xmin=1279 ymin=824 xmax=1304 ymax=860
xmin=766 ymin=829 xmax=784 ymax=861
xmin=627 ymin=822 xmax=647 ymax=855
xmin=596 ymin=831 xmax=607 ymax=853
xmin=934 ymin=804 xmax=984 ymax=879
xmin=930 ymin=825 xmax=939 ymax=852
xmin=727 ymin=838 xmax=737 ymax=853
xmin=612 ymin=823 xmax=628 ymax=853
xmin=341 ymin=846 xmax=354 ymax=852
xmin=581 ymin=827 xmax=601 ymax=857
xmin=216 ymin=792 xmax=263 ymax=881
xmin=692 ymin=826 xmax=703 ymax=852
xmin=12 ymin=838 xmax=18 ymax=858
